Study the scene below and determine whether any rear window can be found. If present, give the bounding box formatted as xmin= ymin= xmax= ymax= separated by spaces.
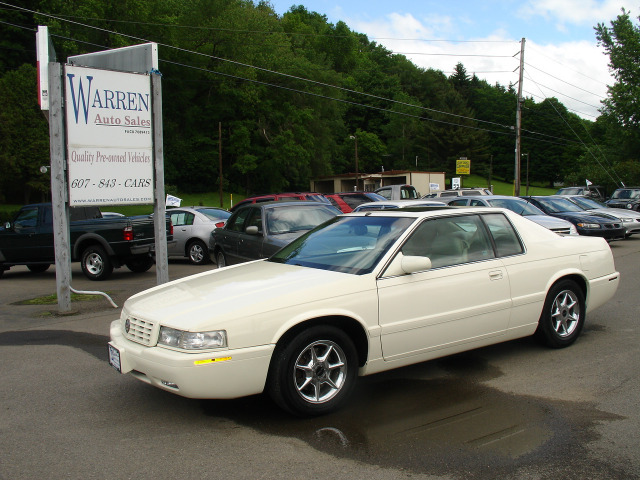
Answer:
xmin=400 ymin=186 xmax=419 ymax=199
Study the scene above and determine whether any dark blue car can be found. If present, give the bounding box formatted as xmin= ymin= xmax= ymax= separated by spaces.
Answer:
xmin=521 ymin=196 xmax=625 ymax=241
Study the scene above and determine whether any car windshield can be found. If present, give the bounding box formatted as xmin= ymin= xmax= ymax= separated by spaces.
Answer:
xmin=197 ymin=208 xmax=232 ymax=221
xmin=269 ymin=215 xmax=415 ymax=275
xmin=569 ymin=197 xmax=605 ymax=209
xmin=265 ymin=206 xmax=338 ymax=235
xmin=611 ymin=189 xmax=640 ymax=199
xmin=557 ymin=187 xmax=583 ymax=195
xmin=487 ymin=198 xmax=544 ymax=216
xmin=533 ymin=197 xmax=584 ymax=213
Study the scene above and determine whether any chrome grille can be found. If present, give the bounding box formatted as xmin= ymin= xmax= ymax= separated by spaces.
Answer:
xmin=123 ymin=316 xmax=157 ymax=346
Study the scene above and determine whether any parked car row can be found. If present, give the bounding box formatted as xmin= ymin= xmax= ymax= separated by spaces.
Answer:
xmin=174 ymin=191 xmax=637 ymax=271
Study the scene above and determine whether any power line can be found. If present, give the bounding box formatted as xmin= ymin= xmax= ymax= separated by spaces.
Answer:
xmin=527 ymin=43 xmax=610 ymax=87
xmin=4 ymin=1 xmax=514 ymax=131
xmin=525 ymin=61 xmax=606 ymax=99
xmin=1 ymin=2 xmax=593 ymax=150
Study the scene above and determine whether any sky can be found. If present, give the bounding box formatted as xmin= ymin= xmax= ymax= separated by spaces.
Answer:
xmin=266 ymin=0 xmax=635 ymax=119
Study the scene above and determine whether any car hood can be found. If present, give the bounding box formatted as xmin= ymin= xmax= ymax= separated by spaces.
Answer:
xmin=523 ymin=214 xmax=573 ymax=229
xmin=585 ymin=208 xmax=640 ymax=219
xmin=552 ymin=211 xmax=621 ymax=224
xmin=123 ymin=260 xmax=372 ymax=332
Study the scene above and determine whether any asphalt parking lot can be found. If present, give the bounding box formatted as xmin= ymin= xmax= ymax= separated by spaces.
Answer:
xmin=1 ymin=240 xmax=639 ymax=480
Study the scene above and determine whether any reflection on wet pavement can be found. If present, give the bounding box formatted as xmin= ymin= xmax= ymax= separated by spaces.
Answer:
xmin=202 ymin=351 xmax=625 ymax=480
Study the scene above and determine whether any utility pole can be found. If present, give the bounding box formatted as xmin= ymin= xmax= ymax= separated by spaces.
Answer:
xmin=218 ymin=122 xmax=223 ymax=208
xmin=514 ymin=38 xmax=525 ymax=196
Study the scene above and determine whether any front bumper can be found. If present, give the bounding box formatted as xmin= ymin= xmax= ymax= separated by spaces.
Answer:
xmin=576 ymin=226 xmax=626 ymax=240
xmin=109 ymin=320 xmax=274 ymax=399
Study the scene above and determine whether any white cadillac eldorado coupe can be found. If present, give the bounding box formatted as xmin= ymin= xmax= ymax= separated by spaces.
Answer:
xmin=109 ymin=207 xmax=619 ymax=416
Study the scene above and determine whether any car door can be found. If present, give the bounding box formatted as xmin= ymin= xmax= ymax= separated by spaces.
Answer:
xmin=216 ymin=207 xmax=252 ymax=264
xmin=236 ymin=206 xmax=265 ymax=262
xmin=168 ymin=210 xmax=193 ymax=256
xmin=377 ymin=213 xmax=512 ymax=361
xmin=1 ymin=206 xmax=52 ymax=262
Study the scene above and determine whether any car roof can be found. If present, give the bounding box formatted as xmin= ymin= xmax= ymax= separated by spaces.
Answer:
xmin=233 ymin=200 xmax=340 ymax=211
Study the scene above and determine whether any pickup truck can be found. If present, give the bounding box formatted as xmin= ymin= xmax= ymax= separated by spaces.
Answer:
xmin=0 ymin=203 xmax=172 ymax=281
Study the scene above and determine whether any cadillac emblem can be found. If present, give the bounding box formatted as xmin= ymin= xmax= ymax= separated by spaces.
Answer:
xmin=125 ymin=318 xmax=130 ymax=334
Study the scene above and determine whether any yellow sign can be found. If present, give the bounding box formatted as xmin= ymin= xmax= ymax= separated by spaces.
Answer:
xmin=456 ymin=159 xmax=470 ymax=175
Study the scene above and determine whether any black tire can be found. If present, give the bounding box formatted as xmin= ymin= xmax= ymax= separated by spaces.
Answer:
xmin=215 ymin=250 xmax=227 ymax=268
xmin=187 ymin=240 xmax=209 ymax=265
xmin=27 ymin=264 xmax=50 ymax=273
xmin=267 ymin=325 xmax=358 ymax=416
xmin=81 ymin=245 xmax=113 ymax=281
xmin=125 ymin=256 xmax=154 ymax=273
xmin=535 ymin=279 xmax=585 ymax=348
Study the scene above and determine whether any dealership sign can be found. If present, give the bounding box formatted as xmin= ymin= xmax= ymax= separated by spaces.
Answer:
xmin=65 ymin=65 xmax=153 ymax=206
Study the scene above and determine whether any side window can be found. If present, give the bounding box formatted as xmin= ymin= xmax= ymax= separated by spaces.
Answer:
xmin=245 ymin=208 xmax=263 ymax=232
xmin=170 ymin=211 xmax=186 ymax=227
xmin=469 ymin=199 xmax=485 ymax=206
xmin=401 ymin=215 xmax=495 ymax=268
xmin=377 ymin=188 xmax=391 ymax=200
xmin=185 ymin=213 xmax=195 ymax=226
xmin=402 ymin=215 xmax=494 ymax=268
xmin=14 ymin=208 xmax=39 ymax=229
xmin=449 ymin=199 xmax=468 ymax=206
xmin=42 ymin=207 xmax=53 ymax=225
xmin=483 ymin=213 xmax=524 ymax=257
xmin=226 ymin=208 xmax=251 ymax=232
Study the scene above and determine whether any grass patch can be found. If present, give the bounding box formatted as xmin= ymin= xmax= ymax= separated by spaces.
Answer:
xmin=14 ymin=292 xmax=109 ymax=305
xmin=458 ymin=174 xmax=557 ymax=196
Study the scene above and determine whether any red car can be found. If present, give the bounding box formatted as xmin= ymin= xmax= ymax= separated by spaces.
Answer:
xmin=230 ymin=192 xmax=330 ymax=212
xmin=325 ymin=192 xmax=386 ymax=213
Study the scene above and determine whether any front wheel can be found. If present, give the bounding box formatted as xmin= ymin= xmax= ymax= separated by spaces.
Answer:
xmin=535 ymin=280 xmax=585 ymax=348
xmin=81 ymin=245 xmax=113 ymax=281
xmin=187 ymin=240 xmax=209 ymax=265
xmin=267 ymin=325 xmax=358 ymax=416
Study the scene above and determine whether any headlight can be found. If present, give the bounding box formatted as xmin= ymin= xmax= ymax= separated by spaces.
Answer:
xmin=576 ymin=223 xmax=600 ymax=229
xmin=158 ymin=326 xmax=227 ymax=350
xmin=627 ymin=204 xmax=633 ymax=209
xmin=621 ymin=218 xmax=632 ymax=223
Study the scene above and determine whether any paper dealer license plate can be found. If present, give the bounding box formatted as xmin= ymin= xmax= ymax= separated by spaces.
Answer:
xmin=108 ymin=344 xmax=122 ymax=373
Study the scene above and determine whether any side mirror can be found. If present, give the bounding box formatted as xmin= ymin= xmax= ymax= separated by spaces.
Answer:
xmin=4 ymin=221 xmax=11 ymax=229
xmin=401 ymin=255 xmax=432 ymax=274
xmin=245 ymin=226 xmax=260 ymax=235
xmin=383 ymin=253 xmax=432 ymax=276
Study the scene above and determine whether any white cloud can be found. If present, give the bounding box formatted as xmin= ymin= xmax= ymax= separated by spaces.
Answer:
xmin=348 ymin=12 xmax=613 ymax=119
xmin=518 ymin=0 xmax=628 ymax=26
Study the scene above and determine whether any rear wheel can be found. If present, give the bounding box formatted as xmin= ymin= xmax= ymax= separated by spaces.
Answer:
xmin=81 ymin=245 xmax=113 ymax=281
xmin=267 ymin=325 xmax=358 ymax=416
xmin=535 ymin=279 xmax=585 ymax=348
xmin=27 ymin=264 xmax=50 ymax=273
xmin=187 ymin=240 xmax=209 ymax=265
xmin=125 ymin=256 xmax=154 ymax=273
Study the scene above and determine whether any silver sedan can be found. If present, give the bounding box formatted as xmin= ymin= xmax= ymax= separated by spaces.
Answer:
xmin=167 ymin=207 xmax=231 ymax=265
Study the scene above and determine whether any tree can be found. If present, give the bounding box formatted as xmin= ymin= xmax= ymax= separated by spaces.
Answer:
xmin=596 ymin=10 xmax=640 ymax=131
xmin=0 ymin=65 xmax=50 ymax=203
